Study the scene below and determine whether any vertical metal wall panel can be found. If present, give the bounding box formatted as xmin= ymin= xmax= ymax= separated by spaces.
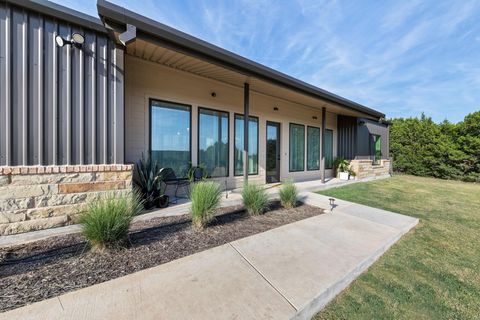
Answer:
xmin=57 ymin=23 xmax=71 ymax=165
xmin=96 ymin=36 xmax=108 ymax=164
xmin=28 ymin=13 xmax=43 ymax=165
xmin=0 ymin=2 xmax=125 ymax=166
xmin=43 ymin=18 xmax=57 ymax=165
xmin=0 ymin=4 xmax=10 ymax=166
xmin=83 ymin=31 xmax=96 ymax=164
xmin=337 ymin=115 xmax=357 ymax=160
xmin=113 ymin=46 xmax=124 ymax=164
xmin=11 ymin=8 xmax=27 ymax=166
xmin=71 ymin=26 xmax=84 ymax=164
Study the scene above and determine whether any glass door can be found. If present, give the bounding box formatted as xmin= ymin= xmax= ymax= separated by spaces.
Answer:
xmin=266 ymin=121 xmax=280 ymax=183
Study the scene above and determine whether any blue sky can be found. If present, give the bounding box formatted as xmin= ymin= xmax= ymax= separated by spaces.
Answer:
xmin=53 ymin=0 xmax=480 ymax=123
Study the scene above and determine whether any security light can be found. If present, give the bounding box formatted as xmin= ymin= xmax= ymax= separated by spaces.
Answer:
xmin=55 ymin=33 xmax=85 ymax=48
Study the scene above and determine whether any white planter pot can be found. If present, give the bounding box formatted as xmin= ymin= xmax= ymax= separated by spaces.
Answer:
xmin=339 ymin=172 xmax=350 ymax=180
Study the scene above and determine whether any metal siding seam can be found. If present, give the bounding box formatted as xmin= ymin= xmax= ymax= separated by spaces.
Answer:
xmin=37 ymin=14 xmax=43 ymax=165
xmin=0 ymin=5 xmax=11 ymax=165
xmin=21 ymin=9 xmax=27 ymax=165
xmin=79 ymin=31 xmax=84 ymax=164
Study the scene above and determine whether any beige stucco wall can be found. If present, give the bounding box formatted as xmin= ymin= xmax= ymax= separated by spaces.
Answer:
xmin=125 ymin=55 xmax=337 ymax=189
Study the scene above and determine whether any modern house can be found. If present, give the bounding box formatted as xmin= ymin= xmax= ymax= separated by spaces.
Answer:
xmin=0 ymin=0 xmax=390 ymax=235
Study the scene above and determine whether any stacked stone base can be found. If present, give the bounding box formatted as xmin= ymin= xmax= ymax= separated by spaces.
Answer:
xmin=349 ymin=159 xmax=391 ymax=180
xmin=0 ymin=165 xmax=133 ymax=236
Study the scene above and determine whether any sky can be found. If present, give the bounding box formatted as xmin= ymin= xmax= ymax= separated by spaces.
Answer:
xmin=52 ymin=0 xmax=480 ymax=123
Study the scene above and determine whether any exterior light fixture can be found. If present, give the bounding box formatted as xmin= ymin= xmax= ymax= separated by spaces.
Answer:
xmin=211 ymin=92 xmax=217 ymax=97
xmin=312 ymin=116 xmax=318 ymax=120
xmin=329 ymin=198 xmax=335 ymax=211
xmin=55 ymin=33 xmax=85 ymax=48
xmin=273 ymin=106 xmax=279 ymax=111
xmin=359 ymin=120 xmax=366 ymax=126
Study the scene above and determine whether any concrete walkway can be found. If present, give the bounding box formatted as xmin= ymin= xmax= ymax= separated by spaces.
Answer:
xmin=1 ymin=192 xmax=418 ymax=320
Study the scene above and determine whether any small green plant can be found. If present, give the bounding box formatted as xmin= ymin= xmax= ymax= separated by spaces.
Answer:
xmin=242 ymin=183 xmax=269 ymax=215
xmin=134 ymin=154 xmax=165 ymax=209
xmin=279 ymin=179 xmax=298 ymax=209
xmin=333 ymin=157 xmax=350 ymax=173
xmin=189 ymin=181 xmax=222 ymax=229
xmin=80 ymin=192 xmax=144 ymax=250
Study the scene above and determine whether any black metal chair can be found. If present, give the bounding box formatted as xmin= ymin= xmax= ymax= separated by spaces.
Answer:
xmin=163 ymin=168 xmax=190 ymax=203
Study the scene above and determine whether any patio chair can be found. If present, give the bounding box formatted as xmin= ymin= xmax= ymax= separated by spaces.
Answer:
xmin=163 ymin=168 xmax=190 ymax=203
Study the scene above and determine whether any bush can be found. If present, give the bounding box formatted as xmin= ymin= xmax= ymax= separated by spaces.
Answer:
xmin=134 ymin=154 xmax=165 ymax=209
xmin=80 ymin=192 xmax=144 ymax=250
xmin=242 ymin=183 xmax=269 ymax=215
xmin=279 ymin=179 xmax=298 ymax=209
xmin=189 ymin=181 xmax=222 ymax=229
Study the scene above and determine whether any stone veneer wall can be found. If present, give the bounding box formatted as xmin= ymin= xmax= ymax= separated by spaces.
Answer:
xmin=0 ymin=165 xmax=133 ymax=236
xmin=349 ymin=159 xmax=391 ymax=180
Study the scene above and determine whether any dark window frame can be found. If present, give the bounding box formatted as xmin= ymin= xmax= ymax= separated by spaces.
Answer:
xmin=148 ymin=98 xmax=192 ymax=175
xmin=233 ymin=113 xmax=259 ymax=176
xmin=289 ymin=122 xmax=306 ymax=172
xmin=306 ymin=126 xmax=320 ymax=171
xmin=370 ymin=134 xmax=382 ymax=165
xmin=324 ymin=129 xmax=334 ymax=170
xmin=197 ymin=106 xmax=230 ymax=178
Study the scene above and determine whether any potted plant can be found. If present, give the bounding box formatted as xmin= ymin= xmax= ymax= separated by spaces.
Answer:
xmin=334 ymin=157 xmax=350 ymax=180
xmin=348 ymin=168 xmax=357 ymax=180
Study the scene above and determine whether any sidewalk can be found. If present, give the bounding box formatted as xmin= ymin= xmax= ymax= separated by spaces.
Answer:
xmin=0 ymin=192 xmax=418 ymax=320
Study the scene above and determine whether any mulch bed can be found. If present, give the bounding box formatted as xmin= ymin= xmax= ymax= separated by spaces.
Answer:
xmin=0 ymin=202 xmax=323 ymax=313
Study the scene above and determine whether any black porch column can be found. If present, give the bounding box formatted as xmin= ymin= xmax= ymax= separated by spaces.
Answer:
xmin=243 ymin=83 xmax=250 ymax=183
xmin=321 ymin=107 xmax=326 ymax=183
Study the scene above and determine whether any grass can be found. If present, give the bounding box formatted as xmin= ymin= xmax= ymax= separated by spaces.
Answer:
xmin=189 ymin=181 xmax=222 ymax=229
xmin=314 ymin=175 xmax=480 ymax=320
xmin=279 ymin=179 xmax=298 ymax=209
xmin=242 ymin=183 xmax=270 ymax=215
xmin=80 ymin=192 xmax=144 ymax=250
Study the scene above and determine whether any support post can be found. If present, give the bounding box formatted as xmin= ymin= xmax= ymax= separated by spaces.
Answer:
xmin=243 ymin=83 xmax=249 ymax=183
xmin=321 ymin=107 xmax=326 ymax=183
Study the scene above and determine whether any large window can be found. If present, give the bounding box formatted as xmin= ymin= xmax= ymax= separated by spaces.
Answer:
xmin=198 ymin=108 xmax=229 ymax=177
xmin=371 ymin=134 xmax=381 ymax=165
xmin=289 ymin=123 xmax=305 ymax=172
xmin=307 ymin=126 xmax=320 ymax=170
xmin=324 ymin=129 xmax=333 ymax=169
xmin=234 ymin=114 xmax=259 ymax=176
xmin=150 ymin=99 xmax=191 ymax=176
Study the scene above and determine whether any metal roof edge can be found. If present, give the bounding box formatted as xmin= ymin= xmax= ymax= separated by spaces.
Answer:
xmin=9 ymin=0 xmax=106 ymax=33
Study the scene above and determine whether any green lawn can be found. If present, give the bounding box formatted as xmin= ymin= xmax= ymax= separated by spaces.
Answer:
xmin=314 ymin=175 xmax=480 ymax=320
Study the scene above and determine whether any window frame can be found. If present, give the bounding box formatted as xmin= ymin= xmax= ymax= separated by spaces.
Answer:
xmin=197 ymin=106 xmax=230 ymax=178
xmin=233 ymin=113 xmax=259 ymax=176
xmin=148 ymin=98 xmax=192 ymax=175
xmin=371 ymin=134 xmax=382 ymax=165
xmin=289 ymin=122 xmax=306 ymax=172
xmin=306 ymin=126 xmax=320 ymax=171
xmin=324 ymin=129 xmax=334 ymax=170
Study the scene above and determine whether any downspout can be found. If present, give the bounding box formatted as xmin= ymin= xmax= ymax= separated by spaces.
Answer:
xmin=321 ymin=107 xmax=326 ymax=183
xmin=243 ymin=83 xmax=250 ymax=183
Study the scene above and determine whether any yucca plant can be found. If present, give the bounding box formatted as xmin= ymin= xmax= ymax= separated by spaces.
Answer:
xmin=279 ymin=179 xmax=298 ymax=209
xmin=189 ymin=181 xmax=222 ymax=229
xmin=134 ymin=154 xmax=165 ymax=209
xmin=242 ymin=183 xmax=269 ymax=215
xmin=80 ymin=191 xmax=144 ymax=250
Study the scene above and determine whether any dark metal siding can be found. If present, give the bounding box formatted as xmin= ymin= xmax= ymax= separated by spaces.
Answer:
xmin=356 ymin=118 xmax=389 ymax=159
xmin=337 ymin=115 xmax=357 ymax=160
xmin=0 ymin=2 xmax=124 ymax=166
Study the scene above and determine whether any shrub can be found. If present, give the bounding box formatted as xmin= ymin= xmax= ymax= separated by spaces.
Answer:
xmin=242 ymin=183 xmax=269 ymax=215
xmin=134 ymin=154 xmax=165 ymax=209
xmin=279 ymin=179 xmax=298 ymax=209
xmin=80 ymin=192 xmax=144 ymax=250
xmin=189 ymin=181 xmax=222 ymax=229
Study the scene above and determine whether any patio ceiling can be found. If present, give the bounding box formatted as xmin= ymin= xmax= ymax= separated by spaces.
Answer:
xmin=97 ymin=0 xmax=384 ymax=120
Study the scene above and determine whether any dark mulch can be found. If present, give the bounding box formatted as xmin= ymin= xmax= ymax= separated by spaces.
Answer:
xmin=0 ymin=202 xmax=323 ymax=312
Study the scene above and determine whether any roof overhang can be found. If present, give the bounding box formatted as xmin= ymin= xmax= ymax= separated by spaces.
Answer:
xmin=97 ymin=0 xmax=385 ymax=119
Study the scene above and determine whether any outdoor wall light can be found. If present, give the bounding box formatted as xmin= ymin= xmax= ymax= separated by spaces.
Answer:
xmin=273 ymin=106 xmax=279 ymax=111
xmin=211 ymin=92 xmax=217 ymax=97
xmin=312 ymin=116 xmax=318 ymax=120
xmin=55 ymin=33 xmax=85 ymax=48
xmin=359 ymin=120 xmax=366 ymax=126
